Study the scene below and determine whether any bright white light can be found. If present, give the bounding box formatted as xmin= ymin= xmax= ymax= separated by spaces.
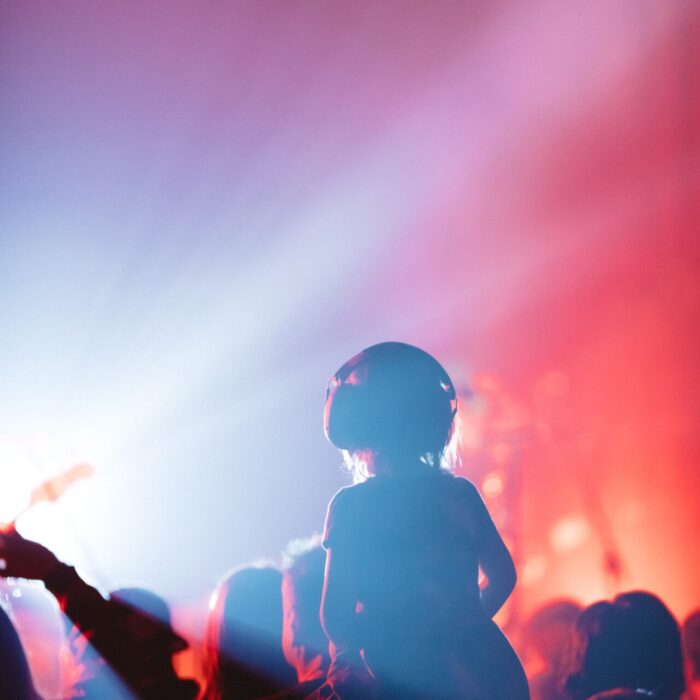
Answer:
xmin=0 ymin=435 xmax=32 ymax=523
xmin=0 ymin=432 xmax=96 ymax=569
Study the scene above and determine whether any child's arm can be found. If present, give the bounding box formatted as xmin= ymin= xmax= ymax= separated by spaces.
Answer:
xmin=320 ymin=487 xmax=363 ymax=652
xmin=320 ymin=546 xmax=361 ymax=652
xmin=467 ymin=482 xmax=517 ymax=619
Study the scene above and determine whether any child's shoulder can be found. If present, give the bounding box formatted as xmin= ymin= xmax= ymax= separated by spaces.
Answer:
xmin=326 ymin=477 xmax=395 ymax=512
xmin=330 ymin=473 xmax=480 ymax=502
xmin=434 ymin=472 xmax=481 ymax=498
xmin=447 ymin=473 xmax=479 ymax=493
xmin=330 ymin=479 xmax=376 ymax=504
xmin=326 ymin=482 xmax=366 ymax=513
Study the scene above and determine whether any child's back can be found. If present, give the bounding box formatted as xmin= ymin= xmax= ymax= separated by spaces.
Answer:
xmin=324 ymin=470 xmax=483 ymax=637
xmin=323 ymin=468 xmax=528 ymax=699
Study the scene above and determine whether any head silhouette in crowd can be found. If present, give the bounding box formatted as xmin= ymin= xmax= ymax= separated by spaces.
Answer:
xmin=612 ymin=592 xmax=685 ymax=700
xmin=525 ymin=599 xmax=582 ymax=700
xmin=683 ymin=609 xmax=700 ymax=693
xmin=202 ymin=565 xmax=295 ymax=700
xmin=280 ymin=536 xmax=330 ymax=687
xmin=565 ymin=592 xmax=685 ymax=700
xmin=565 ymin=601 xmax=628 ymax=700
xmin=0 ymin=602 xmax=40 ymax=700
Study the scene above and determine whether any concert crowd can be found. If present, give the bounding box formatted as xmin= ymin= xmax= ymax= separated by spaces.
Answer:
xmin=0 ymin=343 xmax=696 ymax=700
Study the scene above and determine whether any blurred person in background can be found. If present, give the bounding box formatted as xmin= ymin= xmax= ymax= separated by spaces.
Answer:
xmin=0 ymin=602 xmax=41 ymax=700
xmin=265 ymin=535 xmax=330 ymax=699
xmin=524 ymin=599 xmax=583 ymax=700
xmin=682 ymin=610 xmax=700 ymax=700
xmin=202 ymin=565 xmax=295 ymax=700
xmin=565 ymin=591 xmax=684 ymax=700
xmin=613 ymin=592 xmax=685 ymax=700
xmin=0 ymin=580 xmax=65 ymax=699
xmin=564 ymin=601 xmax=631 ymax=700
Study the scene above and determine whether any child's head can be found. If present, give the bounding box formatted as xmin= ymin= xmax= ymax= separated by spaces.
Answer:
xmin=324 ymin=342 xmax=459 ymax=481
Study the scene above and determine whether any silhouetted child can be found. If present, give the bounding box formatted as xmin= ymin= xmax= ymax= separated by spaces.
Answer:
xmin=317 ymin=342 xmax=529 ymax=699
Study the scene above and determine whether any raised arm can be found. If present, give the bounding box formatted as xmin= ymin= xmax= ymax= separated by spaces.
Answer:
xmin=0 ymin=527 xmax=198 ymax=699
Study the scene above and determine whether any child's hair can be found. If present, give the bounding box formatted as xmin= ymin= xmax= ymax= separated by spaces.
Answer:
xmin=342 ymin=412 xmax=462 ymax=483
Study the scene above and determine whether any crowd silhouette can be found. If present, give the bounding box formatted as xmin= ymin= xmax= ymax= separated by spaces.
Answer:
xmin=0 ymin=342 xmax=694 ymax=699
